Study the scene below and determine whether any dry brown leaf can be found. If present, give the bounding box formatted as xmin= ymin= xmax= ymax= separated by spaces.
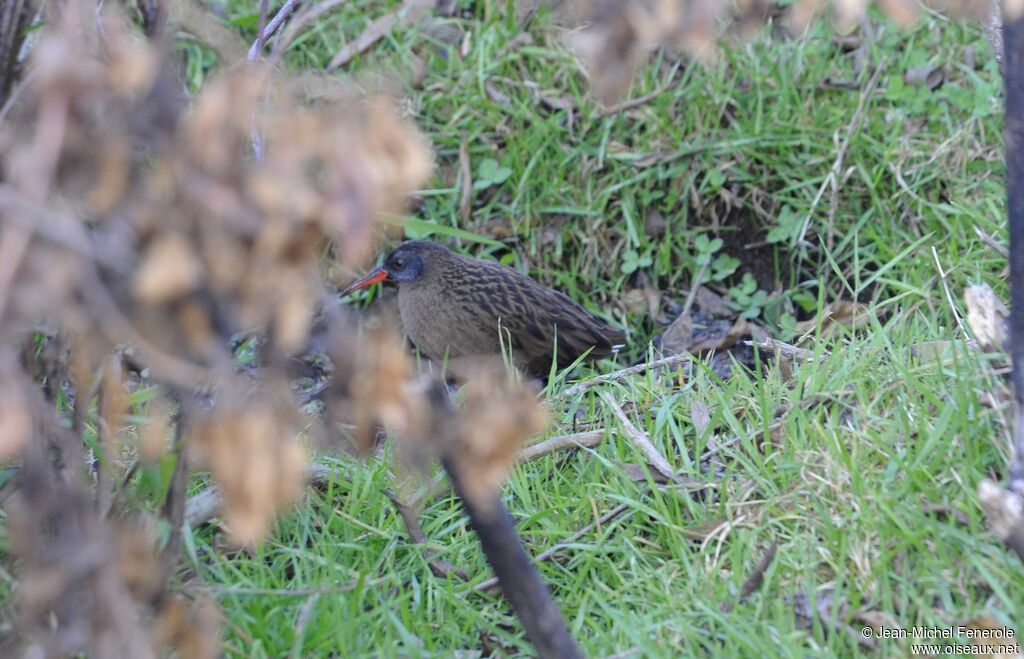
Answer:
xmin=690 ymin=400 xmax=712 ymax=435
xmin=101 ymin=8 xmax=160 ymax=94
xmin=910 ymin=340 xmax=979 ymax=363
xmin=877 ymin=0 xmax=919 ymax=24
xmin=152 ymin=595 xmax=222 ymax=659
xmin=621 ymin=288 xmax=650 ymax=316
xmin=569 ymin=0 xmax=720 ymax=103
xmin=178 ymin=301 xmax=216 ymax=356
xmin=960 ymin=615 xmax=1021 ymax=657
xmin=978 ymin=479 xmax=1024 ymax=548
xmin=833 ymin=0 xmax=867 ymax=32
xmin=326 ymin=0 xmax=434 ymax=70
xmin=114 ymin=521 xmax=164 ymax=602
xmin=0 ymin=358 xmax=31 ymax=458
xmin=345 ymin=327 xmax=427 ymax=455
xmin=689 ymin=317 xmax=751 ymax=352
xmin=660 ymin=309 xmax=694 ymax=354
xmin=133 ymin=233 xmax=203 ymax=304
xmin=920 ymin=501 xmax=971 ymax=526
xmin=619 ymin=462 xmax=709 ymax=490
xmin=453 ymin=361 xmax=548 ymax=506
xmin=100 ymin=356 xmax=129 ymax=440
xmin=795 ymin=301 xmax=870 ymax=336
xmin=484 ymin=80 xmax=511 ymax=107
xmin=85 ymin=138 xmax=131 ymax=215
xmin=904 ymin=64 xmax=944 ymax=90
xmin=786 ymin=0 xmax=825 ymax=34
xmin=140 ymin=398 xmax=172 ymax=463
xmin=965 ymin=284 xmax=1008 ymax=352
xmin=190 ymin=388 xmax=307 ymax=545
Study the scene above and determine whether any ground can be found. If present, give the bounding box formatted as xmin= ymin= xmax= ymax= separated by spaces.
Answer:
xmin=169 ymin=1 xmax=1018 ymax=656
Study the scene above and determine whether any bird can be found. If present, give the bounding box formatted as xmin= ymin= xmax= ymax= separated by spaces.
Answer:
xmin=340 ymin=240 xmax=625 ymax=378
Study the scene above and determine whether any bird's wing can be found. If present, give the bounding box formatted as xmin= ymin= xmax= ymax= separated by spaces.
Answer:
xmin=444 ymin=261 xmax=623 ymax=374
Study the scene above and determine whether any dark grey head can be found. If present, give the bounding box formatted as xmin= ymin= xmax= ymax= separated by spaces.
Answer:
xmin=340 ymin=241 xmax=452 ymax=296
xmin=381 ymin=240 xmax=446 ymax=284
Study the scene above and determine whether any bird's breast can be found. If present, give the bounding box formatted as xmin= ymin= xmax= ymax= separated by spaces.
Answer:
xmin=397 ymin=285 xmax=502 ymax=362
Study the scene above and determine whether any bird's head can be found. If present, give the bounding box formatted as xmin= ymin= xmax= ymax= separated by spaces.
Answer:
xmin=340 ymin=241 xmax=447 ymax=296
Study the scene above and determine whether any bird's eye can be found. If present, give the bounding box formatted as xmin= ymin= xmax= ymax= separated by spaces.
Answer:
xmin=392 ymin=258 xmax=405 ymax=269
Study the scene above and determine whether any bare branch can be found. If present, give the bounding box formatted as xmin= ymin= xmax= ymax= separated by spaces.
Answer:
xmin=247 ymin=0 xmax=301 ymax=60
xmin=599 ymin=392 xmax=674 ymax=479
xmin=518 ymin=430 xmax=605 ymax=463
xmin=383 ymin=490 xmax=468 ymax=580
xmin=472 ymin=502 xmax=632 ymax=593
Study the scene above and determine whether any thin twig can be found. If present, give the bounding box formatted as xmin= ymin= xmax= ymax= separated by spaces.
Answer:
xmin=975 ymin=225 xmax=1010 ymax=258
xmin=796 ymin=63 xmax=883 ymax=267
xmin=596 ymin=86 xmax=666 ymax=118
xmin=680 ymin=261 xmax=708 ymax=319
xmin=0 ymin=88 xmax=70 ymax=324
xmin=932 ymin=246 xmax=968 ymax=336
xmin=471 ymin=502 xmax=632 ymax=593
xmin=160 ymin=411 xmax=190 ymax=572
xmin=183 ymin=582 xmax=378 ymax=597
xmin=599 ymin=392 xmax=674 ymax=479
xmin=0 ymin=68 xmax=36 ymax=123
xmin=383 ymin=489 xmax=469 ymax=580
xmin=0 ymin=185 xmax=130 ymax=273
xmin=290 ymin=593 xmax=319 ymax=659
xmin=596 ymin=60 xmax=682 ymax=118
xmin=248 ymin=0 xmax=300 ymax=160
xmin=744 ymin=336 xmax=821 ymax=363
xmin=185 ymin=463 xmax=343 ymax=528
xmin=276 ymin=0 xmax=350 ymax=56
xmin=518 ymin=430 xmax=605 ymax=463
xmin=720 ymin=542 xmax=778 ymax=613
xmin=550 ymin=352 xmax=690 ymax=402
xmin=247 ymin=0 xmax=300 ymax=60
xmin=326 ymin=0 xmax=432 ymax=71
xmin=80 ymin=267 xmax=222 ymax=390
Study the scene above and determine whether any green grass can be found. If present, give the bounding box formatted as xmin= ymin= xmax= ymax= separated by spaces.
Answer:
xmin=159 ymin=1 xmax=1021 ymax=656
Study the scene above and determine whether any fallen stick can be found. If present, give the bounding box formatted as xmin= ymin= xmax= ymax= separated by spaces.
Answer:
xmin=384 ymin=489 xmax=469 ymax=580
xmin=185 ymin=463 xmax=339 ymax=528
xmin=551 ymin=352 xmax=690 ymax=402
xmin=184 ymin=430 xmax=607 ymax=529
xmin=720 ymin=542 xmax=778 ymax=613
xmin=327 ymin=0 xmax=433 ymax=71
xmin=600 ymin=392 xmax=675 ymax=479
xmin=518 ymin=429 xmax=605 ymax=462
xmin=247 ymin=0 xmax=300 ymax=60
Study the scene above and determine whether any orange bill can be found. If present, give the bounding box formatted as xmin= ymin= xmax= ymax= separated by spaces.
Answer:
xmin=340 ymin=266 xmax=389 ymax=297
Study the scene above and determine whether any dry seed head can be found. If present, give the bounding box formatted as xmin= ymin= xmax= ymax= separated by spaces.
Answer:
xmin=133 ymin=233 xmax=203 ymax=304
xmin=452 ymin=361 xmax=548 ymax=506
xmin=0 ymin=357 xmax=31 ymax=458
xmin=139 ymin=398 xmax=172 ymax=463
xmin=965 ymin=285 xmax=1008 ymax=352
xmin=113 ymin=520 xmax=164 ymax=602
xmin=190 ymin=386 xmax=307 ymax=545
xmin=99 ymin=355 xmax=129 ymax=443
xmin=347 ymin=327 xmax=428 ymax=454
xmin=152 ymin=595 xmax=222 ymax=659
